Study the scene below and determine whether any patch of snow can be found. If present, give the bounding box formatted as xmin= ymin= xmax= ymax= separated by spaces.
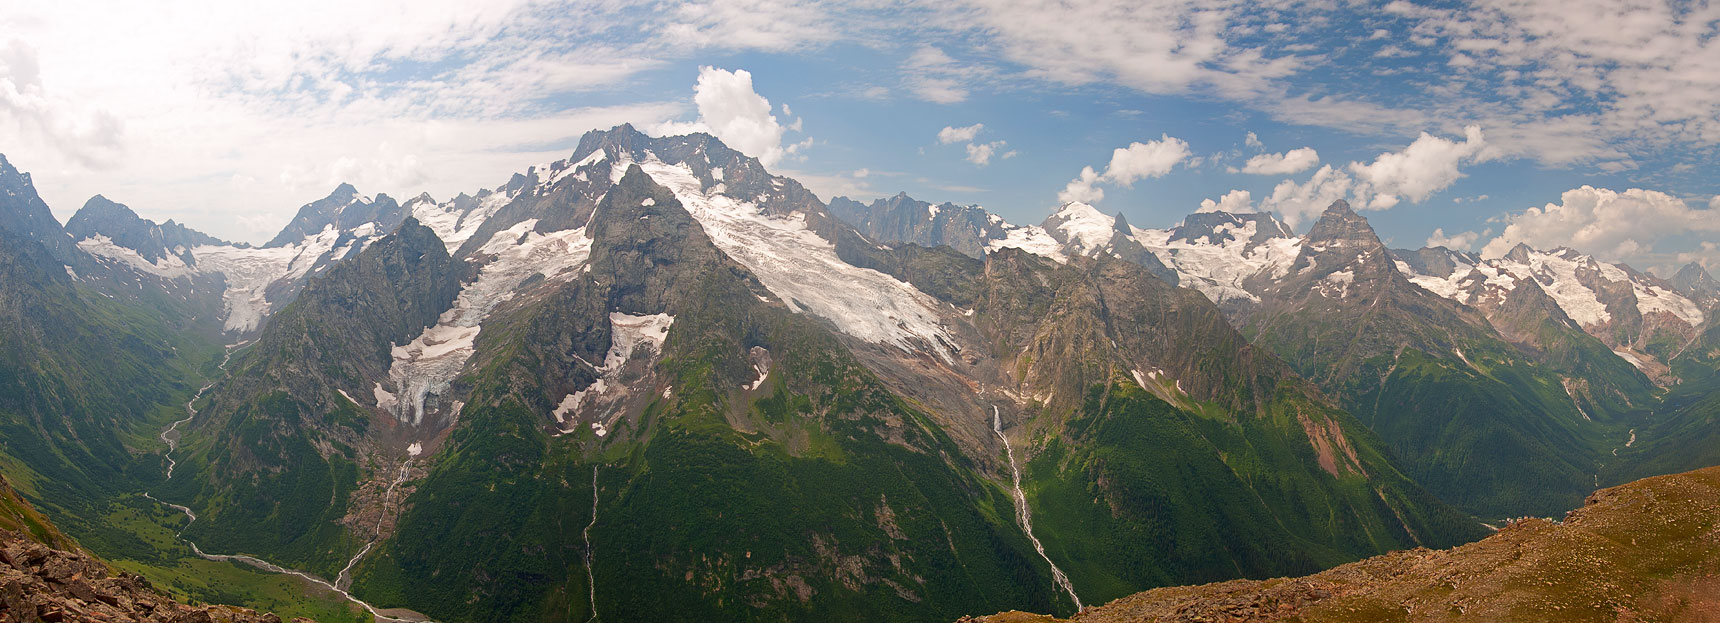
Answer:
xmin=640 ymin=197 xmax=655 ymax=207
xmin=372 ymin=383 xmax=397 ymax=412
xmin=337 ymin=389 xmax=357 ymax=405
xmin=384 ymin=218 xmax=594 ymax=426
xmin=1495 ymin=251 xmax=1612 ymax=327
xmin=1635 ymin=282 xmax=1704 ymax=328
xmin=1613 ymin=349 xmax=1648 ymax=371
xmin=605 ymin=313 xmax=674 ymax=370
xmin=76 ymin=234 xmax=194 ymax=278
xmin=64 ymin=266 xmax=78 ymax=280
xmin=747 ymin=361 xmax=769 ymax=391
xmin=927 ymin=203 xmax=940 ymax=218
xmin=638 ymin=158 xmax=957 ymax=360
xmin=1049 ymin=202 xmax=1115 ymax=255
xmin=411 ymin=190 xmax=512 ymax=253
xmin=1132 ymin=222 xmax=1301 ymax=307
xmin=988 ymin=225 xmax=1068 ymax=263
xmin=407 ymin=442 xmax=422 ymax=457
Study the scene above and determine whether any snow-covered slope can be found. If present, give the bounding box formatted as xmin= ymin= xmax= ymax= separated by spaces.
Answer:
xmin=68 ymin=188 xmax=396 ymax=333
xmin=1133 ymin=212 xmax=1302 ymax=308
xmin=1396 ymin=244 xmax=1705 ymax=334
xmin=634 ymin=156 xmax=958 ymax=360
xmin=1391 ymin=243 xmax=1706 ymax=375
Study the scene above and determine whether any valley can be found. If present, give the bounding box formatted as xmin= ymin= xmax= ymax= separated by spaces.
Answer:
xmin=0 ymin=123 xmax=1716 ymax=623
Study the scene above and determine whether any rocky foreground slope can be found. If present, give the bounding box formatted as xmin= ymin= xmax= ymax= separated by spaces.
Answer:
xmin=0 ymin=474 xmax=293 ymax=623
xmin=961 ymin=463 xmax=1720 ymax=622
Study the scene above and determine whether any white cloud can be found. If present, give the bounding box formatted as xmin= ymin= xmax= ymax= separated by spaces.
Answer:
xmin=1480 ymin=186 xmax=1720 ymax=266
xmin=1059 ymin=166 xmax=1105 ymax=204
xmin=960 ymin=0 xmax=1302 ymax=99
xmin=677 ymin=66 xmax=803 ymax=167
xmin=1258 ymin=164 xmax=1354 ymax=228
xmin=1244 ymin=131 xmax=1263 ymax=149
xmin=663 ymin=0 xmax=838 ymax=52
xmin=0 ymin=1 xmax=692 ymax=243
xmin=1098 ymin=136 xmax=1192 ymax=184
xmin=1712 ymin=195 xmax=1720 ymax=210
xmin=1349 ymin=125 xmax=1491 ymax=209
xmin=965 ymin=141 xmax=1010 ymax=166
xmin=1238 ymin=147 xmax=1319 ymax=175
xmin=1198 ymin=189 xmax=1253 ymax=213
xmin=938 ymin=123 xmax=984 ymax=144
xmin=1426 ymin=228 xmax=1480 ymax=250
xmin=903 ymin=45 xmax=981 ymax=104
xmin=1057 ymin=134 xmax=1191 ymax=204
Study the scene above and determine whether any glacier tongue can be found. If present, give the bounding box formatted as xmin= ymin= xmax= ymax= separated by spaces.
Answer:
xmin=635 ymin=158 xmax=957 ymax=361
xmin=384 ymin=218 xmax=594 ymax=425
xmin=192 ymin=224 xmax=373 ymax=333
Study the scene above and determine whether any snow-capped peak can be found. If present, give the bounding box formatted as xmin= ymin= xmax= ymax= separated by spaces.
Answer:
xmin=1045 ymin=201 xmax=1117 ymax=255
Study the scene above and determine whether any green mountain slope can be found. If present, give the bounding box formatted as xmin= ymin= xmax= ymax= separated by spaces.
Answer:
xmin=349 ymin=167 xmax=1061 ymax=621
xmin=1245 ymin=201 xmax=1630 ymax=517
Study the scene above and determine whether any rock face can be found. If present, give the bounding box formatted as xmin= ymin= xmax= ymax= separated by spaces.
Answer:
xmin=827 ymin=193 xmax=1007 ymax=258
xmin=0 ymin=530 xmax=293 ymax=623
xmin=1673 ymin=261 xmax=1720 ymax=311
xmin=960 ymin=463 xmax=1720 ymax=623
xmin=265 ymin=183 xmax=404 ymax=248
xmin=65 ymin=195 xmax=230 ymax=264
xmin=0 ymin=155 xmax=80 ymax=266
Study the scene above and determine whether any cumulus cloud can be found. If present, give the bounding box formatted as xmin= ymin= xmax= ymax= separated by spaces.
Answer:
xmin=938 ymin=123 xmax=983 ymax=144
xmin=691 ymin=67 xmax=801 ymax=166
xmin=965 ymin=141 xmax=1015 ymax=166
xmin=1426 ymin=228 xmax=1481 ymax=250
xmin=1251 ymin=126 xmax=1495 ymax=227
xmin=657 ymin=66 xmax=807 ymax=167
xmin=1057 ymin=134 xmax=1191 ymax=204
xmin=1238 ymin=147 xmax=1319 ymax=175
xmin=1479 ymin=186 xmax=1720 ymax=265
xmin=1257 ymin=164 xmax=1354 ymax=228
xmin=1198 ymin=189 xmax=1253 ymax=213
xmin=936 ymin=123 xmax=1014 ymax=166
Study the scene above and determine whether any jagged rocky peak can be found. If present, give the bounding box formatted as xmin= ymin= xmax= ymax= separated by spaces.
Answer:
xmin=0 ymin=153 xmax=78 ymax=263
xmin=1168 ymin=210 xmax=1296 ymax=249
xmin=1674 ymin=262 xmax=1720 ymax=306
xmin=1391 ymin=245 xmax=1479 ymax=280
xmin=65 ymin=195 xmax=229 ymax=263
xmin=1304 ymin=199 xmax=1382 ymax=249
xmin=264 ymin=182 xmax=404 ymax=248
xmin=1283 ymin=200 xmax=1396 ymax=288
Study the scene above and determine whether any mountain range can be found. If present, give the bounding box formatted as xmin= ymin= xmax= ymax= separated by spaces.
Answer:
xmin=1 ymin=125 xmax=1718 ymax=621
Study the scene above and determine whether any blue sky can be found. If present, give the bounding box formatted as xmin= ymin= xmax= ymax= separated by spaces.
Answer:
xmin=2 ymin=0 xmax=1717 ymax=274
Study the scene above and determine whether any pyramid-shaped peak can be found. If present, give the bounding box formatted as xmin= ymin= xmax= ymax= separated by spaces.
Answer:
xmin=1111 ymin=211 xmax=1133 ymax=235
xmin=1304 ymin=199 xmax=1381 ymax=249
xmin=1503 ymin=242 xmax=1536 ymax=264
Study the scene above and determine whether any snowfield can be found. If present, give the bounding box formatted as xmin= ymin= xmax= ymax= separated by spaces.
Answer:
xmin=384 ymin=218 xmax=594 ymax=425
xmin=634 ymin=156 xmax=958 ymax=361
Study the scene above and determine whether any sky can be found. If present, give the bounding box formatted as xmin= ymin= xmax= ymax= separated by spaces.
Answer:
xmin=2 ymin=0 xmax=1718 ymax=275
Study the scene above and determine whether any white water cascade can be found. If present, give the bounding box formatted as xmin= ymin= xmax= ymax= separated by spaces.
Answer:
xmin=584 ymin=465 xmax=600 ymax=623
xmin=993 ymin=406 xmax=1083 ymax=611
